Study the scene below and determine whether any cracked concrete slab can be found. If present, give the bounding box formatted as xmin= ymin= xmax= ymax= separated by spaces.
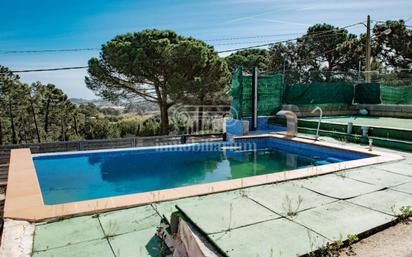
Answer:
xmin=0 ymin=219 xmax=34 ymax=257
xmin=295 ymin=174 xmax=382 ymax=199
xmin=108 ymin=228 xmax=161 ymax=257
xmin=376 ymin=161 xmax=412 ymax=177
xmin=98 ymin=205 xmax=160 ymax=236
xmin=245 ymin=182 xmax=336 ymax=215
xmin=33 ymin=215 xmax=104 ymax=251
xmin=210 ymin=218 xmax=328 ymax=257
xmin=152 ymin=198 xmax=198 ymax=221
xmin=348 ymin=189 xmax=412 ymax=216
xmin=294 ymin=201 xmax=395 ymax=241
xmin=176 ymin=191 xmax=280 ymax=234
xmin=342 ymin=166 xmax=412 ymax=187
xmin=32 ymin=239 xmax=113 ymax=257
xmin=391 ymin=182 xmax=412 ymax=194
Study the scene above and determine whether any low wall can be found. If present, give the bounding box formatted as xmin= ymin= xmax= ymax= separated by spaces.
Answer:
xmin=356 ymin=104 xmax=412 ymax=118
xmin=281 ymin=104 xmax=412 ymax=118
xmin=281 ymin=104 xmax=358 ymax=117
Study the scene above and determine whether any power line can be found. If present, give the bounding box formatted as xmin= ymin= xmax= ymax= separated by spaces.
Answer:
xmin=6 ymin=21 xmax=365 ymax=73
xmin=0 ymin=48 xmax=100 ymax=54
xmin=205 ymin=33 xmax=302 ymax=42
xmin=10 ymin=66 xmax=88 ymax=73
xmin=0 ymin=33 xmax=301 ymax=55
xmin=0 ymin=23 xmax=362 ymax=55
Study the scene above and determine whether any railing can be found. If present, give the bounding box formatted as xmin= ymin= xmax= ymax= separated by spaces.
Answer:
xmin=0 ymin=133 xmax=225 ymax=154
xmin=0 ymin=133 xmax=226 ymax=185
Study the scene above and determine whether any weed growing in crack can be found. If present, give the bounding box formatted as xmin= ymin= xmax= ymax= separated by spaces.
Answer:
xmin=282 ymin=195 xmax=303 ymax=218
xmin=399 ymin=206 xmax=412 ymax=220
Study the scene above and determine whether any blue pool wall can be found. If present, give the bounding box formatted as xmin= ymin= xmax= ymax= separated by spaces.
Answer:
xmin=225 ymin=117 xmax=286 ymax=137
xmin=33 ymin=136 xmax=369 ymax=163
xmin=235 ymin=137 xmax=370 ymax=161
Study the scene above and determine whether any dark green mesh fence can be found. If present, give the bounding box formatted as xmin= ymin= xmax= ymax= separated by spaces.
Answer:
xmin=354 ymin=83 xmax=381 ymax=104
xmin=284 ymin=82 xmax=354 ymax=105
xmin=228 ymin=68 xmax=284 ymax=118
xmin=229 ymin=68 xmax=412 ymax=118
xmin=381 ymin=85 xmax=412 ymax=104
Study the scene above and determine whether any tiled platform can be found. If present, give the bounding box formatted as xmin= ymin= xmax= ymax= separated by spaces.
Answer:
xmin=29 ymin=145 xmax=412 ymax=257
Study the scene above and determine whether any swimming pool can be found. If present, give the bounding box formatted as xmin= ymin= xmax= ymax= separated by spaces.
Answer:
xmin=33 ymin=137 xmax=369 ymax=205
xmin=7 ymin=134 xmax=403 ymax=221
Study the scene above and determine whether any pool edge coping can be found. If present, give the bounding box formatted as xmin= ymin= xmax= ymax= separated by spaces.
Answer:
xmin=4 ymin=134 xmax=404 ymax=222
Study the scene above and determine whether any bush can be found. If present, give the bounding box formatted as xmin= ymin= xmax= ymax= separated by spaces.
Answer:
xmin=81 ymin=118 xmax=120 ymax=139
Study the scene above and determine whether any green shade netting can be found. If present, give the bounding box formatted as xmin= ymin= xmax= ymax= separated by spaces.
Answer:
xmin=229 ymin=67 xmax=284 ymax=118
xmin=354 ymin=83 xmax=381 ymax=104
xmin=284 ymin=82 xmax=354 ymax=105
xmin=381 ymin=85 xmax=412 ymax=104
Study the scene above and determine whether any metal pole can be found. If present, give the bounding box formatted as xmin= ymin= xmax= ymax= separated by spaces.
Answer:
xmin=365 ymin=15 xmax=371 ymax=83
xmin=251 ymin=67 xmax=258 ymax=131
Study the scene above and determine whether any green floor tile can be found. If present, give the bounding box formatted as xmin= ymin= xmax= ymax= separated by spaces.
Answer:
xmin=34 ymin=215 xmax=104 ymax=251
xmin=176 ymin=191 xmax=280 ymax=234
xmin=99 ymin=205 xmax=160 ymax=236
xmin=391 ymin=182 xmax=412 ymax=194
xmin=294 ymin=201 xmax=395 ymax=241
xmin=246 ymin=182 xmax=336 ymax=216
xmin=32 ymin=239 xmax=113 ymax=257
xmin=152 ymin=198 xmax=197 ymax=221
xmin=210 ymin=218 xmax=328 ymax=257
xmin=295 ymin=174 xmax=382 ymax=199
xmin=376 ymin=162 xmax=412 ymax=177
xmin=348 ymin=189 xmax=412 ymax=216
xmin=109 ymin=228 xmax=161 ymax=257
xmin=343 ymin=167 xmax=412 ymax=187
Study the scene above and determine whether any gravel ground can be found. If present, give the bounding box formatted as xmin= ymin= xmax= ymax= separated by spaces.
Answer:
xmin=339 ymin=220 xmax=412 ymax=257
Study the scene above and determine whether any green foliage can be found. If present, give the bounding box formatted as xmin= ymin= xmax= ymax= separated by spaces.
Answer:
xmin=86 ymin=29 xmax=230 ymax=134
xmin=346 ymin=234 xmax=359 ymax=245
xmin=399 ymin=206 xmax=412 ymax=219
xmin=374 ymin=20 xmax=412 ymax=70
xmin=139 ymin=118 xmax=160 ymax=136
xmin=81 ymin=118 xmax=120 ymax=140
xmin=117 ymin=120 xmax=140 ymax=137
xmin=225 ymin=49 xmax=270 ymax=73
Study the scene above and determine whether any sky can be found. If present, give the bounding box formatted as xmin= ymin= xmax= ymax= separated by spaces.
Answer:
xmin=1 ymin=0 xmax=411 ymax=99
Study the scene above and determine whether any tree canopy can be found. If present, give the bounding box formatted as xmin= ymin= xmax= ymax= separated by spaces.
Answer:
xmin=225 ymin=49 xmax=270 ymax=73
xmin=86 ymin=29 xmax=230 ymax=134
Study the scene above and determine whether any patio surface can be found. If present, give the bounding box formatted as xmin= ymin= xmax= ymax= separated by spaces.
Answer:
xmin=30 ymin=141 xmax=412 ymax=257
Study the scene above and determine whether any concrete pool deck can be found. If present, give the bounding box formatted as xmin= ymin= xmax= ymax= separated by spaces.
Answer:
xmin=2 ymin=140 xmax=409 ymax=257
xmin=4 ymin=134 xmax=402 ymax=221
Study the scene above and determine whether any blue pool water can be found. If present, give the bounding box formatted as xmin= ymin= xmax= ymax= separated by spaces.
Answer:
xmin=33 ymin=138 xmax=369 ymax=205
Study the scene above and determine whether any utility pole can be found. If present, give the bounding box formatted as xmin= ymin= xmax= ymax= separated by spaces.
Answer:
xmin=365 ymin=15 xmax=371 ymax=83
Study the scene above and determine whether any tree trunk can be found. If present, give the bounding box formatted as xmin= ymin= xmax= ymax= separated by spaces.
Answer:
xmin=44 ymin=98 xmax=51 ymax=134
xmin=8 ymin=98 xmax=17 ymax=144
xmin=29 ymin=98 xmax=41 ymax=143
xmin=159 ymin=103 xmax=170 ymax=135
xmin=73 ymin=115 xmax=79 ymax=136
xmin=0 ymin=118 xmax=3 ymax=145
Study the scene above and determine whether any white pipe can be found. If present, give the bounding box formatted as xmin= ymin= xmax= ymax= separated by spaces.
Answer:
xmin=311 ymin=106 xmax=323 ymax=140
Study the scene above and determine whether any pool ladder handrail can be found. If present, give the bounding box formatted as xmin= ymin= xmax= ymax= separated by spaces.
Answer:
xmin=311 ymin=106 xmax=323 ymax=141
